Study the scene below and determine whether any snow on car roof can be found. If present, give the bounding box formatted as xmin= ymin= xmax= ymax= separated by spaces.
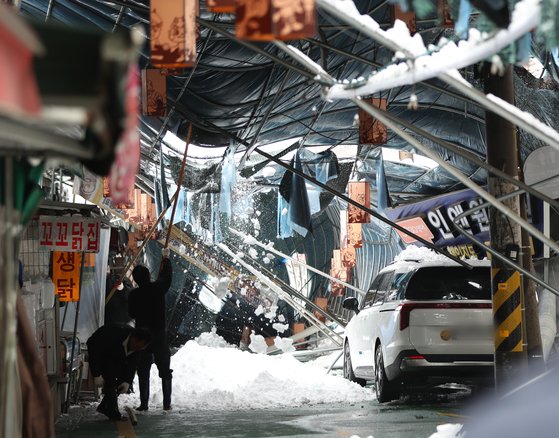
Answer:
xmin=382 ymin=245 xmax=490 ymax=274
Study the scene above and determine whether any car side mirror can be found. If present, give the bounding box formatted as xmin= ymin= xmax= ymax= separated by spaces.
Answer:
xmin=343 ymin=297 xmax=359 ymax=313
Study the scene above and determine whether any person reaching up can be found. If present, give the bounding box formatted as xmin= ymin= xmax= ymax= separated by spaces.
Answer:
xmin=128 ymin=247 xmax=173 ymax=411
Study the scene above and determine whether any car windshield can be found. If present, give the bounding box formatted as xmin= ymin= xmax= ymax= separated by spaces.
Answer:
xmin=404 ymin=266 xmax=491 ymax=300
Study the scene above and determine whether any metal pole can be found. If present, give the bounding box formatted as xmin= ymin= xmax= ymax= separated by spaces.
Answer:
xmin=105 ymin=189 xmax=178 ymax=305
xmin=484 ymin=65 xmax=528 ymax=388
xmin=229 ymin=227 xmax=367 ymax=296
xmin=63 ymin=251 xmax=86 ymax=413
xmin=164 ymin=122 xmax=192 ymax=249
xmin=1 ymin=155 xmax=18 ymax=437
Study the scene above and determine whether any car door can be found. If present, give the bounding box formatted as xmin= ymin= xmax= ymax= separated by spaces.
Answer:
xmin=350 ymin=274 xmax=387 ymax=373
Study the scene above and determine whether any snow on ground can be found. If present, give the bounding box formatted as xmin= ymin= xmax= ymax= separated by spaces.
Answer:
xmin=428 ymin=424 xmax=464 ymax=438
xmin=119 ymin=331 xmax=374 ymax=411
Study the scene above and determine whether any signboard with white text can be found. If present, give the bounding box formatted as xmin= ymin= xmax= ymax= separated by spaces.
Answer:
xmin=385 ymin=188 xmax=491 ymax=258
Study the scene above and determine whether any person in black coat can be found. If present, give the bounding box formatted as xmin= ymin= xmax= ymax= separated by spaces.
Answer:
xmin=86 ymin=325 xmax=152 ymax=420
xmin=128 ymin=248 xmax=173 ymax=411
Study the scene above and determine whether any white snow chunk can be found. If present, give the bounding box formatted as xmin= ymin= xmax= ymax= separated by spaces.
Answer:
xmin=273 ymin=322 xmax=288 ymax=333
xmin=428 ymin=423 xmax=464 ymax=438
xmin=262 ymin=166 xmax=276 ymax=178
xmin=274 ymin=336 xmax=295 ymax=353
xmin=249 ymin=333 xmax=269 ymax=354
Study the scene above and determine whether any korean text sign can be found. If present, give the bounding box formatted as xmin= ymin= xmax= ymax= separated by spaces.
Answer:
xmin=39 ymin=216 xmax=100 ymax=252
xmin=51 ymin=252 xmax=94 ymax=302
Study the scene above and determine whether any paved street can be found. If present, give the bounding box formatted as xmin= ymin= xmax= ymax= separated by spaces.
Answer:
xmin=57 ymin=390 xmax=472 ymax=438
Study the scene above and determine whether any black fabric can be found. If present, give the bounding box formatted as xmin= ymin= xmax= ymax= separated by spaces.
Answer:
xmin=169 ymin=157 xmax=223 ymax=193
xmin=86 ymin=324 xmax=143 ymax=417
xmin=86 ymin=324 xmax=140 ymax=384
xmin=159 ymin=146 xmax=171 ymax=209
xmin=129 ymin=258 xmax=173 ymax=331
xmin=137 ymin=329 xmax=172 ymax=408
xmin=289 ymin=152 xmax=312 ymax=236
xmin=104 ymin=276 xmax=133 ymax=326
xmin=162 ymin=377 xmax=172 ymax=409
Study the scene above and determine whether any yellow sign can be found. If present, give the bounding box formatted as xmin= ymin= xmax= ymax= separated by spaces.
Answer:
xmin=52 ymin=252 xmax=86 ymax=302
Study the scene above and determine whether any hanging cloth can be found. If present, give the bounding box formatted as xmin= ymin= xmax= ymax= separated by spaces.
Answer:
xmin=376 ymin=154 xmax=392 ymax=214
xmin=219 ymin=145 xmax=237 ymax=217
xmin=277 ymin=191 xmax=293 ymax=238
xmin=279 ymin=150 xmax=312 ymax=237
xmin=159 ymin=146 xmax=171 ymax=209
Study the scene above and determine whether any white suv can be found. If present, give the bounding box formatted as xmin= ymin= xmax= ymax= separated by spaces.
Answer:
xmin=343 ymin=258 xmax=494 ymax=402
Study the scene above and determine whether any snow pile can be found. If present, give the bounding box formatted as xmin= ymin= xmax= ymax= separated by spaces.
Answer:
xmin=194 ymin=328 xmax=235 ymax=349
xmin=120 ymin=336 xmax=373 ymax=411
xmin=428 ymin=423 xmax=464 ymax=438
xmin=308 ymin=351 xmax=344 ymax=370
xmin=394 ymin=245 xmax=448 ymax=263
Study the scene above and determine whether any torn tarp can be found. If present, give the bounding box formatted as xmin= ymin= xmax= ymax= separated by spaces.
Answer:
xmin=278 ymin=148 xmax=341 ymax=238
xmin=279 ymin=150 xmax=312 ymax=238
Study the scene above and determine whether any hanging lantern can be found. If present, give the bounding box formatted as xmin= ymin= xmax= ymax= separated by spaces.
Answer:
xmin=330 ymin=266 xmax=349 ymax=296
xmin=235 ymin=0 xmax=316 ymax=41
xmin=207 ymin=0 xmax=235 ymax=13
xmin=391 ymin=3 xmax=416 ymax=34
xmin=341 ymin=246 xmax=356 ymax=269
xmin=313 ymin=297 xmax=328 ymax=322
xmin=438 ymin=0 xmax=453 ymax=28
xmin=347 ymin=223 xmax=363 ymax=248
xmin=150 ymin=0 xmax=198 ymax=68
xmin=332 ymin=249 xmax=342 ymax=268
xmin=141 ymin=69 xmax=167 ymax=117
xmin=348 ymin=181 xmax=370 ymax=224
xmin=358 ymin=98 xmax=387 ymax=145
xmin=340 ymin=209 xmax=348 ymax=249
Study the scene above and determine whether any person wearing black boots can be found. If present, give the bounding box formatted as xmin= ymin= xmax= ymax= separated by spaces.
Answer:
xmin=87 ymin=325 xmax=152 ymax=421
xmin=128 ymin=247 xmax=173 ymax=411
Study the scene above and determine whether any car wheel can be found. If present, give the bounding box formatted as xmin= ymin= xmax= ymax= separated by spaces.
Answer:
xmin=343 ymin=341 xmax=366 ymax=386
xmin=374 ymin=345 xmax=399 ymax=403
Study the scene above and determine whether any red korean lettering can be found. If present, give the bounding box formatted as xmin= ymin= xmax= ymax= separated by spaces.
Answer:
xmin=57 ymin=278 xmax=76 ymax=300
xmin=40 ymin=221 xmax=53 ymax=246
xmin=71 ymin=222 xmax=84 ymax=250
xmin=56 ymin=252 xmax=76 ymax=272
xmin=86 ymin=222 xmax=99 ymax=251
xmin=55 ymin=222 xmax=69 ymax=247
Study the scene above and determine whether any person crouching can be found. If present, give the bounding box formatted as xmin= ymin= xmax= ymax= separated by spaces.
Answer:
xmin=87 ymin=325 xmax=152 ymax=420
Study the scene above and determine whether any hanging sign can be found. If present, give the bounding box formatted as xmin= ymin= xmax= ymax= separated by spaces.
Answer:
xmin=39 ymin=216 xmax=100 ymax=252
xmin=348 ymin=181 xmax=371 ymax=223
xmin=235 ymin=0 xmax=316 ymax=41
xmin=341 ymin=246 xmax=356 ymax=268
xmin=52 ymin=252 xmax=81 ymax=302
xmin=141 ymin=69 xmax=167 ymax=117
xmin=51 ymin=252 xmax=94 ymax=301
xmin=394 ymin=216 xmax=434 ymax=244
xmin=359 ymin=98 xmax=387 ymax=145
xmin=385 ymin=188 xmax=490 ymax=258
xmin=207 ymin=0 xmax=235 ymax=13
xmin=437 ymin=0 xmax=453 ymax=28
xmin=391 ymin=3 xmax=416 ymax=34
xmin=150 ymin=0 xmax=198 ymax=68
xmin=347 ymin=223 xmax=363 ymax=248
